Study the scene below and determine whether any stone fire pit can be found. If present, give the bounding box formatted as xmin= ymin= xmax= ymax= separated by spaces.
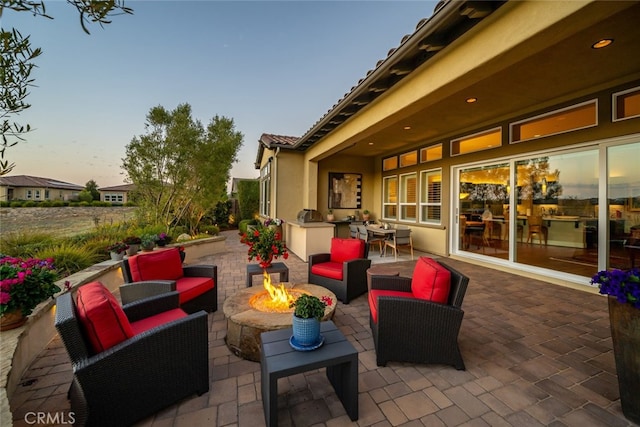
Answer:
xmin=223 ymin=283 xmax=337 ymax=361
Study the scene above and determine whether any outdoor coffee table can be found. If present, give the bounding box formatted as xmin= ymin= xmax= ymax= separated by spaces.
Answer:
xmin=246 ymin=262 xmax=289 ymax=287
xmin=260 ymin=320 xmax=358 ymax=426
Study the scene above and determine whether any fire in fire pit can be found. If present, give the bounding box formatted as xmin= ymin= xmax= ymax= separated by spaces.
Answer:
xmin=249 ymin=271 xmax=308 ymax=313
xmin=223 ymin=272 xmax=337 ymax=361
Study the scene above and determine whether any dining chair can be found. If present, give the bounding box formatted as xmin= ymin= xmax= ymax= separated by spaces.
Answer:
xmin=357 ymin=224 xmax=385 ymax=256
xmin=527 ymin=215 xmax=548 ymax=245
xmin=383 ymin=227 xmax=414 ymax=260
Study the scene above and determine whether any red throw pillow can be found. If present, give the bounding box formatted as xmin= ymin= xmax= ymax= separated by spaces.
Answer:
xmin=128 ymin=247 xmax=184 ymax=282
xmin=329 ymin=238 xmax=365 ymax=264
xmin=76 ymin=282 xmax=134 ymax=353
xmin=410 ymin=257 xmax=451 ymax=304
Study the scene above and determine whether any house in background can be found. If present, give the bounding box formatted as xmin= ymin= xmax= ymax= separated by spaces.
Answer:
xmin=0 ymin=175 xmax=84 ymax=202
xmin=98 ymin=183 xmax=136 ymax=204
xmin=255 ymin=0 xmax=640 ymax=290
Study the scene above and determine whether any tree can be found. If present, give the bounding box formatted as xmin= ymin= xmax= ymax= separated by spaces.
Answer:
xmin=84 ymin=179 xmax=100 ymax=201
xmin=0 ymin=0 xmax=133 ymax=175
xmin=122 ymin=103 xmax=243 ymax=234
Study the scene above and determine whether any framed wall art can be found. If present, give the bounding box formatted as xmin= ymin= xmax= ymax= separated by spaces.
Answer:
xmin=329 ymin=172 xmax=362 ymax=209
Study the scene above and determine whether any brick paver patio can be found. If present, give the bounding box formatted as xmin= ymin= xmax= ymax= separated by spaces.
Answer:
xmin=9 ymin=230 xmax=636 ymax=426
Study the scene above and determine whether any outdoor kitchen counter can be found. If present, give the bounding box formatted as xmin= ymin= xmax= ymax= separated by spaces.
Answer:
xmin=286 ymin=221 xmax=335 ymax=261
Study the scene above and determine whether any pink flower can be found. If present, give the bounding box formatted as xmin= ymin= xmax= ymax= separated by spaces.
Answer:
xmin=0 ymin=292 xmax=10 ymax=304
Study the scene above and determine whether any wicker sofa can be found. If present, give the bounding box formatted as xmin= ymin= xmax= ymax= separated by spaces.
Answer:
xmin=120 ymin=247 xmax=218 ymax=313
xmin=308 ymin=237 xmax=371 ymax=304
xmin=368 ymin=257 xmax=469 ymax=369
xmin=55 ymin=282 xmax=209 ymax=427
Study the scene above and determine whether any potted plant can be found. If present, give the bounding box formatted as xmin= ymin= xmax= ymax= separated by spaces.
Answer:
xmin=362 ymin=210 xmax=371 ymax=221
xmin=106 ymin=241 xmax=129 ymax=261
xmin=289 ymin=294 xmax=333 ymax=348
xmin=0 ymin=256 xmax=62 ymax=330
xmin=155 ymin=232 xmax=172 ymax=247
xmin=123 ymin=236 xmax=141 ymax=255
xmin=240 ymin=226 xmax=289 ymax=268
xmin=326 ymin=209 xmax=335 ymax=222
xmin=591 ymin=268 xmax=640 ymax=424
xmin=140 ymin=234 xmax=157 ymax=252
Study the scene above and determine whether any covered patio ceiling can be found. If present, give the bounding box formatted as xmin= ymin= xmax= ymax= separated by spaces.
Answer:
xmin=299 ymin=1 xmax=640 ymax=159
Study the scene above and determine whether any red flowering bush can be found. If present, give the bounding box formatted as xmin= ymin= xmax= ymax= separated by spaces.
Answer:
xmin=240 ymin=227 xmax=289 ymax=265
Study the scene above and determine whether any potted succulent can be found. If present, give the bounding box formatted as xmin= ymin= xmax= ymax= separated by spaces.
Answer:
xmin=362 ymin=210 xmax=371 ymax=221
xmin=0 ymin=256 xmax=62 ymax=330
xmin=106 ymin=241 xmax=129 ymax=261
xmin=326 ymin=209 xmax=335 ymax=222
xmin=289 ymin=294 xmax=333 ymax=348
xmin=591 ymin=268 xmax=640 ymax=424
xmin=140 ymin=234 xmax=157 ymax=252
xmin=123 ymin=236 xmax=141 ymax=255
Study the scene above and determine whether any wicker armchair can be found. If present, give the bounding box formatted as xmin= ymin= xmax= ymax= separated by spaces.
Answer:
xmin=369 ymin=258 xmax=469 ymax=369
xmin=55 ymin=287 xmax=209 ymax=427
xmin=308 ymin=237 xmax=371 ymax=304
xmin=120 ymin=247 xmax=217 ymax=313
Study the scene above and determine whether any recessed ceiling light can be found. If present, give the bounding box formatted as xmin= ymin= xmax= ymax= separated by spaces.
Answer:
xmin=466 ymin=97 xmax=477 ymax=103
xmin=368 ymin=142 xmax=374 ymax=145
xmin=403 ymin=126 xmax=411 ymax=130
xmin=592 ymin=38 xmax=613 ymax=49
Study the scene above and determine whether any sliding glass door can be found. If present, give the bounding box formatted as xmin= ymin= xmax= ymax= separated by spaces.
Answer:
xmin=454 ymin=139 xmax=639 ymax=279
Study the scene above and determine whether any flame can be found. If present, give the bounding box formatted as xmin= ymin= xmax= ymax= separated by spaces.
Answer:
xmin=261 ymin=271 xmax=295 ymax=310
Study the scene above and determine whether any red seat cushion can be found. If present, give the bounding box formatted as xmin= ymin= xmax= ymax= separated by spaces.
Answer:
xmin=411 ymin=257 xmax=451 ymax=304
xmin=128 ymin=248 xmax=184 ymax=282
xmin=175 ymin=277 xmax=215 ymax=304
xmin=130 ymin=308 xmax=188 ymax=335
xmin=329 ymin=238 xmax=365 ymax=264
xmin=311 ymin=261 xmax=344 ymax=280
xmin=76 ymin=282 xmax=134 ymax=353
xmin=368 ymin=289 xmax=414 ymax=323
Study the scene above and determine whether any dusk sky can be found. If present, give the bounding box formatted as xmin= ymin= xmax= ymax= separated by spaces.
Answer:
xmin=4 ymin=1 xmax=437 ymax=188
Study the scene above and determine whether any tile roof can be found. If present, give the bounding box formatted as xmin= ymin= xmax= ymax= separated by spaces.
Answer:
xmin=0 ymin=175 xmax=83 ymax=190
xmin=259 ymin=133 xmax=299 ymax=147
xmin=98 ymin=184 xmax=136 ymax=192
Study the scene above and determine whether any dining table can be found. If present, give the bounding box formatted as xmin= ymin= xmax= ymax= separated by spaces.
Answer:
xmin=365 ymin=225 xmax=396 ymax=256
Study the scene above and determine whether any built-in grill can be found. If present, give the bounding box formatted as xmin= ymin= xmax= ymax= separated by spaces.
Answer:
xmin=297 ymin=209 xmax=324 ymax=223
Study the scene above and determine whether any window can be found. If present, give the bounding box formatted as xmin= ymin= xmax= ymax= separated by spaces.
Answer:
xmin=420 ymin=169 xmax=441 ymax=224
xmin=613 ymin=86 xmax=640 ymax=121
xmin=451 ymin=127 xmax=502 ymax=156
xmin=45 ymin=190 xmax=50 ymax=200
xmin=26 ymin=190 xmax=32 ymax=199
xmin=420 ymin=144 xmax=442 ymax=162
xmin=35 ymin=190 xmax=41 ymax=200
xmin=399 ymin=172 xmax=417 ymax=221
xmin=383 ymin=156 xmax=398 ymax=171
xmin=382 ymin=176 xmax=397 ymax=220
xmin=510 ymin=100 xmax=597 ymax=143
xmin=260 ymin=163 xmax=271 ymax=217
xmin=399 ymin=151 xmax=417 ymax=167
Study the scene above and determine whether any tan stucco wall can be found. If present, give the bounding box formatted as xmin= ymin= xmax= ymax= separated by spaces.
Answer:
xmin=0 ymin=186 xmax=79 ymax=201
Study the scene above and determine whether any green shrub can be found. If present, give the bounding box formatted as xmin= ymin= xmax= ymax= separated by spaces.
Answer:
xmin=51 ymin=200 xmax=65 ymax=207
xmin=91 ymin=200 xmax=111 ymax=207
xmin=39 ymin=200 xmax=53 ymax=207
xmin=23 ymin=201 xmax=37 ymax=207
xmin=9 ymin=201 xmax=23 ymax=207
xmin=0 ymin=232 xmax=57 ymax=258
xmin=34 ymin=243 xmax=100 ymax=277
xmin=238 ymin=219 xmax=260 ymax=234
xmin=199 ymin=225 xmax=219 ymax=235
xmin=0 ymin=201 xmax=9 ymax=207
